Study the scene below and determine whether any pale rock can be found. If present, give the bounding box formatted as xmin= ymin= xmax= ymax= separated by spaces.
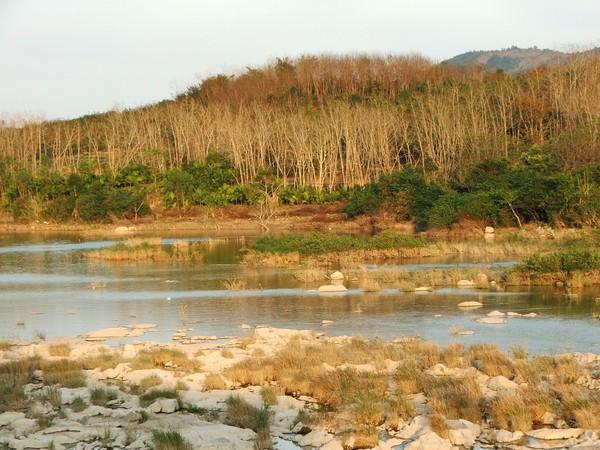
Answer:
xmin=147 ymin=398 xmax=180 ymax=414
xmin=298 ymin=429 xmax=333 ymax=447
xmin=487 ymin=375 xmax=519 ymax=391
xmin=527 ymin=428 xmax=584 ymax=440
xmin=320 ymin=439 xmax=344 ymax=450
xmin=523 ymin=312 xmax=538 ymax=318
xmin=541 ymin=411 xmax=557 ymax=425
xmin=330 ymin=271 xmax=344 ymax=281
xmin=404 ymin=432 xmax=452 ymax=450
xmin=240 ymin=324 xmax=252 ymax=329
xmin=507 ymin=311 xmax=522 ymax=317
xmin=475 ymin=317 xmax=506 ymax=324
xmin=10 ymin=418 xmax=38 ymax=436
xmin=485 ymin=226 xmax=495 ymax=234
xmin=127 ymin=323 xmax=157 ymax=330
xmin=457 ymin=280 xmax=475 ymax=288
xmin=414 ymin=286 xmax=433 ymax=292
xmin=58 ymin=387 xmax=90 ymax=405
xmin=0 ymin=411 xmax=25 ymax=427
xmin=397 ymin=416 xmax=431 ymax=440
xmin=321 ymin=320 xmax=334 ymax=325
xmin=458 ymin=301 xmax=483 ymax=308
xmin=9 ymin=436 xmax=53 ymax=450
xmin=495 ymin=430 xmax=524 ymax=443
xmin=318 ymin=284 xmax=347 ymax=293
xmin=487 ymin=310 xmax=506 ymax=317
xmin=446 ymin=419 xmax=480 ymax=447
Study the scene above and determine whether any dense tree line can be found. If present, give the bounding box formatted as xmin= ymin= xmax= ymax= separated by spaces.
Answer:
xmin=0 ymin=53 xmax=599 ymax=225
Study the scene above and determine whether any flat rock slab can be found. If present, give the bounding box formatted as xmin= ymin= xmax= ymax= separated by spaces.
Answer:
xmin=527 ymin=428 xmax=584 ymax=440
xmin=458 ymin=301 xmax=483 ymax=308
xmin=476 ymin=317 xmax=506 ymax=324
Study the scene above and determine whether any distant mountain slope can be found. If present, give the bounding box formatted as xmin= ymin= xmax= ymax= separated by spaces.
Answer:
xmin=443 ymin=47 xmax=570 ymax=72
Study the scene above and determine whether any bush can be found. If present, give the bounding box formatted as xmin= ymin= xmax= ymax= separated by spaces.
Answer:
xmin=518 ymin=250 xmax=600 ymax=274
xmin=344 ymin=185 xmax=381 ymax=218
xmin=251 ymin=231 xmax=425 ymax=255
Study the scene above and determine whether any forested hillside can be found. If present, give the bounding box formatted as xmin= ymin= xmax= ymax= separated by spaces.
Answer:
xmin=1 ymin=53 xmax=599 ymax=226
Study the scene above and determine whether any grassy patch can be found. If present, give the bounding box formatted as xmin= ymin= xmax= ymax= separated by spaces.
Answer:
xmin=152 ymin=430 xmax=192 ymax=450
xmin=130 ymin=348 xmax=201 ymax=372
xmin=225 ymin=395 xmax=272 ymax=449
xmin=139 ymin=389 xmax=180 ymax=407
xmin=41 ymin=359 xmax=86 ymax=388
xmin=488 ymin=394 xmax=532 ymax=432
xmin=203 ymin=373 xmax=227 ymax=390
xmin=421 ymin=375 xmax=481 ymax=423
xmin=0 ymin=341 xmax=12 ymax=351
xmin=260 ymin=386 xmax=279 ymax=406
xmin=517 ymin=250 xmax=600 ymax=274
xmin=139 ymin=375 xmax=162 ymax=391
xmin=70 ymin=396 xmax=87 ymax=412
xmin=79 ymin=350 xmax=125 ymax=371
xmin=0 ymin=358 xmax=39 ymax=411
xmin=48 ymin=343 xmax=71 ymax=357
xmin=90 ymin=387 xmax=118 ymax=406
xmin=251 ymin=231 xmax=425 ymax=255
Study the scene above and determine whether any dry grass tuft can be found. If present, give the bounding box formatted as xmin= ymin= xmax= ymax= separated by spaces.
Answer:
xmin=428 ymin=414 xmax=449 ymax=438
xmin=48 ymin=343 xmax=71 ymax=357
xmin=203 ymin=373 xmax=227 ymax=391
xmin=131 ymin=348 xmax=201 ymax=372
xmin=90 ymin=387 xmax=118 ymax=406
xmin=260 ymin=386 xmax=280 ymax=406
xmin=422 ymin=375 xmax=481 ymax=423
xmin=41 ymin=359 xmax=86 ymax=388
xmin=488 ymin=394 xmax=532 ymax=432
xmin=222 ymin=278 xmax=247 ymax=291
xmin=152 ymin=430 xmax=193 ymax=450
xmin=140 ymin=374 xmax=162 ymax=391
xmin=468 ymin=344 xmax=513 ymax=378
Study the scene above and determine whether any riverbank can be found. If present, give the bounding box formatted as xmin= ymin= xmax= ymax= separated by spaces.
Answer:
xmin=1 ymin=327 xmax=599 ymax=450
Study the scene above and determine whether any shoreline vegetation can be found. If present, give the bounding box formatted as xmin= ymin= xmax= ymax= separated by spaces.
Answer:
xmin=0 ymin=54 xmax=599 ymax=232
xmin=86 ymin=238 xmax=207 ymax=262
xmin=1 ymin=327 xmax=599 ymax=449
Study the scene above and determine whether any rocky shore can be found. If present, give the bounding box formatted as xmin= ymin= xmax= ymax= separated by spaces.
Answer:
xmin=1 ymin=327 xmax=599 ymax=450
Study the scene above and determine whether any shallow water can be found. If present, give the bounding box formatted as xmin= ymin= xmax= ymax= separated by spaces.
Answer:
xmin=0 ymin=234 xmax=598 ymax=354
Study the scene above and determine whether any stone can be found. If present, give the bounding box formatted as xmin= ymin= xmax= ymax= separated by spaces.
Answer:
xmin=457 ymin=330 xmax=475 ymax=335
xmin=476 ymin=317 xmax=506 ymax=324
xmin=458 ymin=301 xmax=482 ymax=308
xmin=485 ymin=226 xmax=495 ymax=234
xmin=495 ymin=430 xmax=524 ymax=443
xmin=298 ymin=429 xmax=333 ymax=447
xmin=404 ymin=432 xmax=452 ymax=450
xmin=147 ymin=398 xmax=179 ymax=414
xmin=457 ymin=280 xmax=475 ymax=288
xmin=330 ymin=271 xmax=344 ymax=281
xmin=446 ymin=419 xmax=480 ymax=447
xmin=414 ymin=286 xmax=433 ymax=292
xmin=507 ymin=311 xmax=522 ymax=317
xmin=320 ymin=439 xmax=344 ymax=450
xmin=487 ymin=310 xmax=506 ymax=317
xmin=317 ymin=284 xmax=347 ymax=293
xmin=541 ymin=411 xmax=557 ymax=425
xmin=0 ymin=411 xmax=25 ymax=427
xmin=82 ymin=327 xmax=132 ymax=340
xmin=527 ymin=428 xmax=584 ymax=440
xmin=397 ymin=416 xmax=431 ymax=440
xmin=10 ymin=418 xmax=38 ymax=436
xmin=487 ymin=375 xmax=519 ymax=391
xmin=240 ymin=324 xmax=252 ymax=329
xmin=523 ymin=312 xmax=538 ymax=318
xmin=127 ymin=323 xmax=157 ymax=330
xmin=321 ymin=320 xmax=334 ymax=325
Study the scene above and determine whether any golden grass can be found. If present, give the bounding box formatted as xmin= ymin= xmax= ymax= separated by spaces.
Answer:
xmin=222 ymin=278 xmax=247 ymax=291
xmin=41 ymin=359 xmax=86 ymax=388
xmin=0 ymin=341 xmax=12 ymax=351
xmin=557 ymin=386 xmax=600 ymax=429
xmin=130 ymin=348 xmax=201 ymax=372
xmin=488 ymin=394 xmax=532 ymax=432
xmin=87 ymin=239 xmax=205 ymax=263
xmin=260 ymin=386 xmax=280 ymax=406
xmin=421 ymin=375 xmax=481 ymax=422
xmin=468 ymin=344 xmax=513 ymax=378
xmin=79 ymin=349 xmax=125 ymax=371
xmin=221 ymin=349 xmax=235 ymax=359
xmin=203 ymin=373 xmax=227 ymax=390
xmin=48 ymin=343 xmax=71 ymax=357
xmin=428 ymin=414 xmax=449 ymax=439
xmin=140 ymin=374 xmax=162 ymax=391
xmin=90 ymin=387 xmax=118 ymax=406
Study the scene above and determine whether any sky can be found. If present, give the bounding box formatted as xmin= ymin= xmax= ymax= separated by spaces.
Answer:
xmin=1 ymin=0 xmax=599 ymax=120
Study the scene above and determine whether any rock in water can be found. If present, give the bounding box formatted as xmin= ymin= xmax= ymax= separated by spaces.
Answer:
xmin=318 ymin=284 xmax=347 ymax=293
xmin=458 ymin=301 xmax=483 ymax=308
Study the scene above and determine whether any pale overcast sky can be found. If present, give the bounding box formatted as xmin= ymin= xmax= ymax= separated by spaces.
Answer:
xmin=0 ymin=0 xmax=598 ymax=120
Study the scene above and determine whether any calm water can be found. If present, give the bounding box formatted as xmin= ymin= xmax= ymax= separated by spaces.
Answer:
xmin=0 ymin=234 xmax=598 ymax=354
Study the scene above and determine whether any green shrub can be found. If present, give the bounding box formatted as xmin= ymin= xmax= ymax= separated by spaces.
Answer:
xmin=344 ymin=185 xmax=381 ymax=218
xmin=252 ymin=231 xmax=425 ymax=255
xmin=517 ymin=250 xmax=600 ymax=274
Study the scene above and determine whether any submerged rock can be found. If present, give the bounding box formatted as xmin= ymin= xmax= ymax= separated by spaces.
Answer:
xmin=457 ymin=279 xmax=475 ymax=288
xmin=318 ymin=284 xmax=347 ymax=293
xmin=475 ymin=317 xmax=506 ymax=324
xmin=458 ymin=301 xmax=482 ymax=308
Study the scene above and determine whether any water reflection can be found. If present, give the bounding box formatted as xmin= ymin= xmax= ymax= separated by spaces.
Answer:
xmin=0 ymin=234 xmax=598 ymax=354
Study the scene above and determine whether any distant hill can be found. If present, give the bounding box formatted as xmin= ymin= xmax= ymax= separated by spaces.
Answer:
xmin=443 ymin=47 xmax=570 ymax=72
